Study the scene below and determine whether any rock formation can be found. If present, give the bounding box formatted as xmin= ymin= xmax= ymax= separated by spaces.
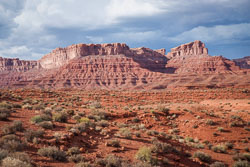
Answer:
xmin=233 ymin=56 xmax=250 ymax=69
xmin=166 ymin=40 xmax=240 ymax=73
xmin=0 ymin=41 xmax=249 ymax=89
xmin=0 ymin=57 xmax=37 ymax=72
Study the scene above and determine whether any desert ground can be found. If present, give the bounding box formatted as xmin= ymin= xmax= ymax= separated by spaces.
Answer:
xmin=0 ymin=87 xmax=249 ymax=167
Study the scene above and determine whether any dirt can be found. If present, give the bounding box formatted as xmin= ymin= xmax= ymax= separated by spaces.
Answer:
xmin=0 ymin=87 xmax=249 ymax=167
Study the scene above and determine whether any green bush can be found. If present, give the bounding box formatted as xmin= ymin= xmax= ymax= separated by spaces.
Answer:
xmin=38 ymin=146 xmax=66 ymax=161
xmin=31 ymin=114 xmax=52 ymax=124
xmin=193 ymin=151 xmax=211 ymax=163
xmin=135 ymin=147 xmax=153 ymax=163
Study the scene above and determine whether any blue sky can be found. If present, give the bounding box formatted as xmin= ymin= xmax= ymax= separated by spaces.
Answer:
xmin=0 ymin=0 xmax=250 ymax=60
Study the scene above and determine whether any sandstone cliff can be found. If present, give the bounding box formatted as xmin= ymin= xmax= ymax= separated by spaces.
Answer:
xmin=166 ymin=40 xmax=240 ymax=73
xmin=233 ymin=56 xmax=250 ymax=69
xmin=0 ymin=41 xmax=248 ymax=89
xmin=0 ymin=57 xmax=38 ymax=72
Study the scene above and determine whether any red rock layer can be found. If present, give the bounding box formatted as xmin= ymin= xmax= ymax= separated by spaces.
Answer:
xmin=166 ymin=41 xmax=240 ymax=73
xmin=0 ymin=57 xmax=38 ymax=72
xmin=233 ymin=56 xmax=250 ymax=69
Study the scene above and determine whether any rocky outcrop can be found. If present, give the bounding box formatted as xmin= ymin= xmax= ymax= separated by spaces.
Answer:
xmin=166 ymin=40 xmax=208 ymax=59
xmin=0 ymin=57 xmax=38 ymax=72
xmin=166 ymin=41 xmax=240 ymax=73
xmin=0 ymin=41 xmax=248 ymax=89
xmin=38 ymin=43 xmax=132 ymax=69
xmin=233 ymin=56 xmax=250 ymax=69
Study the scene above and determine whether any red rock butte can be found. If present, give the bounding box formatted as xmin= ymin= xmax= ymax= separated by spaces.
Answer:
xmin=0 ymin=41 xmax=249 ymax=89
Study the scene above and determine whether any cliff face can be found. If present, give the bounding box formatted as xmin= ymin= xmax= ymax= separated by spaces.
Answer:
xmin=166 ymin=40 xmax=208 ymax=59
xmin=0 ymin=57 xmax=38 ymax=72
xmin=38 ymin=43 xmax=132 ymax=69
xmin=0 ymin=41 xmax=248 ymax=89
xmin=233 ymin=56 xmax=250 ymax=69
xmin=166 ymin=40 xmax=240 ymax=73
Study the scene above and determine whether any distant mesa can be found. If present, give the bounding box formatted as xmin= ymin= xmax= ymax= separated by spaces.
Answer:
xmin=0 ymin=41 xmax=249 ymax=89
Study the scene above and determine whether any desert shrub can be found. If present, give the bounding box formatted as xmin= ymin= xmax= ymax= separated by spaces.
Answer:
xmin=33 ymin=104 xmax=45 ymax=110
xmin=151 ymin=140 xmax=174 ymax=153
xmin=88 ymin=110 xmax=108 ymax=121
xmin=0 ymin=135 xmax=25 ymax=152
xmin=1 ymin=157 xmax=32 ymax=167
xmin=102 ymin=155 xmax=123 ymax=167
xmin=212 ymin=144 xmax=227 ymax=153
xmin=67 ymin=147 xmax=80 ymax=156
xmin=232 ymin=161 xmax=249 ymax=167
xmin=31 ymin=114 xmax=52 ymax=124
xmin=75 ymin=162 xmax=93 ymax=167
xmin=96 ymin=120 xmax=109 ymax=127
xmin=42 ymin=108 xmax=52 ymax=115
xmin=119 ymin=128 xmax=132 ymax=139
xmin=78 ymin=117 xmax=91 ymax=124
xmin=1 ymin=120 xmax=23 ymax=135
xmin=135 ymin=147 xmax=153 ymax=163
xmin=73 ymin=115 xmax=81 ymax=121
xmin=217 ymin=127 xmax=226 ymax=132
xmin=90 ymin=101 xmax=102 ymax=109
xmin=193 ymin=151 xmax=211 ymax=163
xmin=38 ymin=146 xmax=66 ymax=161
xmin=22 ymin=104 xmax=33 ymax=110
xmin=134 ymin=131 xmax=141 ymax=137
xmin=70 ymin=122 xmax=90 ymax=134
xmin=24 ymin=129 xmax=44 ymax=142
xmin=68 ymin=154 xmax=85 ymax=163
xmin=158 ymin=106 xmax=170 ymax=115
xmin=233 ymin=153 xmax=250 ymax=161
xmin=10 ymin=152 xmax=32 ymax=165
xmin=132 ymin=117 xmax=141 ymax=123
xmin=0 ymin=149 xmax=8 ymax=161
xmin=0 ymin=108 xmax=11 ymax=121
xmin=210 ymin=161 xmax=226 ymax=167
xmin=106 ymin=139 xmax=120 ymax=147
xmin=38 ymin=121 xmax=53 ymax=129
xmin=146 ymin=130 xmax=159 ymax=136
xmin=0 ymin=102 xmax=12 ymax=109
xmin=53 ymin=112 xmax=68 ymax=123
xmin=206 ymin=119 xmax=216 ymax=125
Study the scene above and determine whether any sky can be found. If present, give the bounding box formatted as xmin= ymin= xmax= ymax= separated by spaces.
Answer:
xmin=0 ymin=0 xmax=250 ymax=60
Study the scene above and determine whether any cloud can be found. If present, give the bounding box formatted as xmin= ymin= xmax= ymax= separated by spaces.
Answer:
xmin=0 ymin=0 xmax=250 ymax=59
xmin=170 ymin=23 xmax=250 ymax=44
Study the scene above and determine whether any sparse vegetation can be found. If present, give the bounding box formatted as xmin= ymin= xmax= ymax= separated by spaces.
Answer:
xmin=38 ymin=146 xmax=66 ymax=161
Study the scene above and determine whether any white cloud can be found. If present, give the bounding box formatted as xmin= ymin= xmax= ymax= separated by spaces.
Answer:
xmin=111 ymin=30 xmax=161 ymax=43
xmin=170 ymin=23 xmax=250 ymax=44
xmin=0 ymin=45 xmax=30 ymax=58
xmin=106 ymin=0 xmax=165 ymax=23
